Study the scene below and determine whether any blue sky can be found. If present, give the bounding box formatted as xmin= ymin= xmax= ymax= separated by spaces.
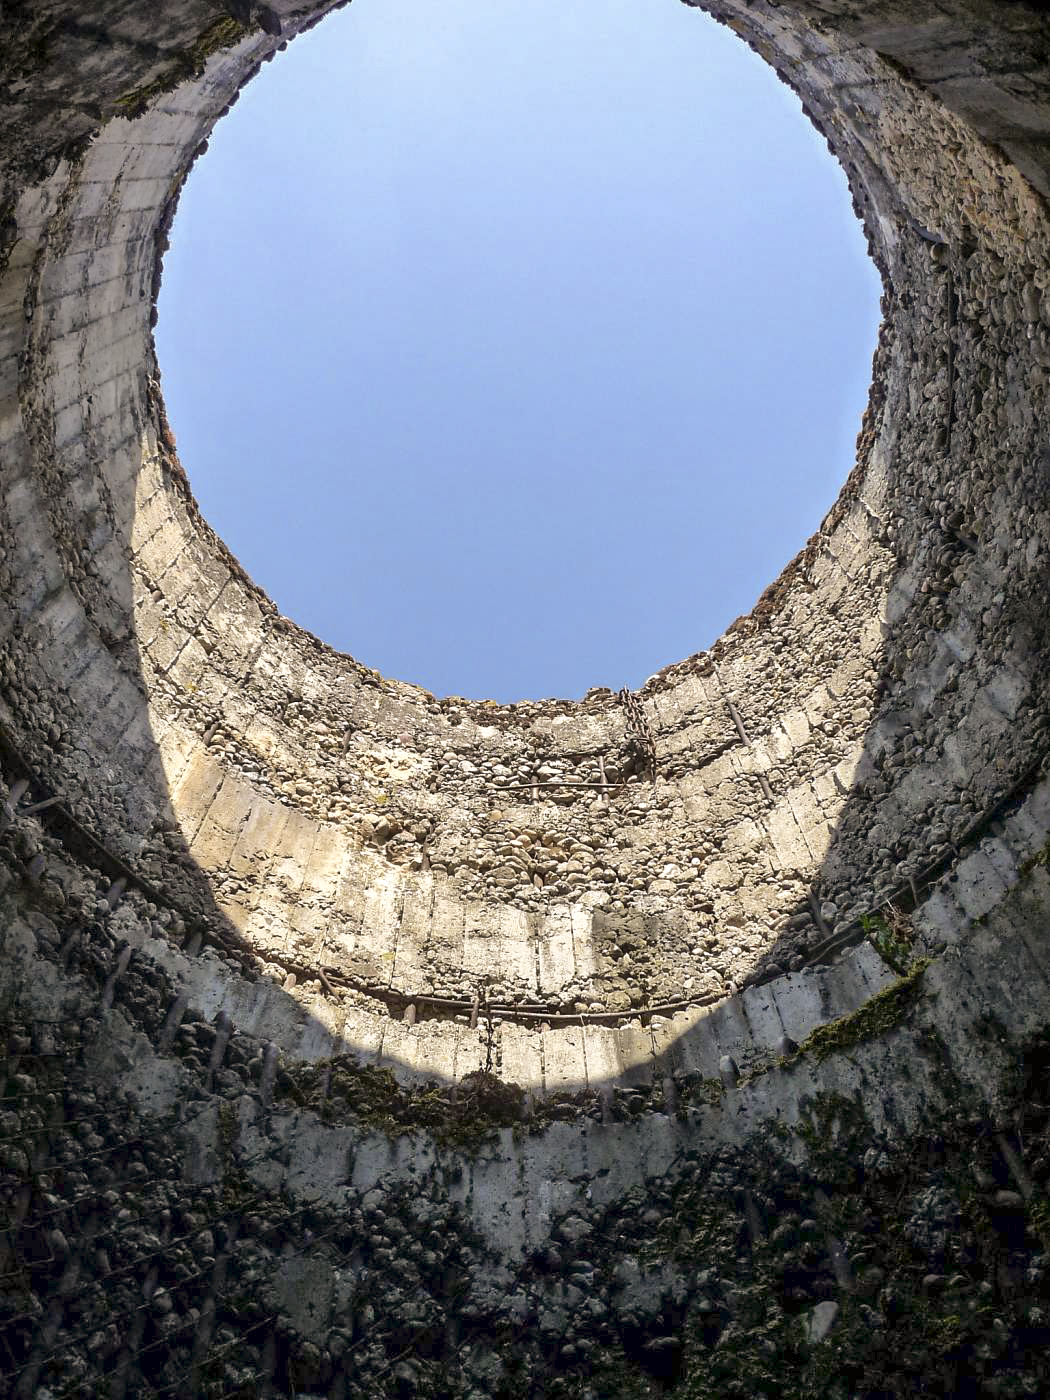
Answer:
xmin=157 ymin=0 xmax=882 ymax=702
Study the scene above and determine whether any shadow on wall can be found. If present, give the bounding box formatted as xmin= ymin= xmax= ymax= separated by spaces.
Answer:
xmin=1 ymin=0 xmax=1050 ymax=1102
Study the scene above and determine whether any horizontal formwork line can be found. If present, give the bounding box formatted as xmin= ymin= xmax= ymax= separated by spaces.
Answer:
xmin=1 ymin=715 xmax=1046 ymax=1029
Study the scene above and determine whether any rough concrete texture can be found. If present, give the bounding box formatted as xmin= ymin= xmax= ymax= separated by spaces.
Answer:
xmin=5 ymin=2 xmax=1050 ymax=1397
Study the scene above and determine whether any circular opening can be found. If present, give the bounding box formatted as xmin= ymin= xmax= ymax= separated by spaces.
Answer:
xmin=157 ymin=0 xmax=882 ymax=702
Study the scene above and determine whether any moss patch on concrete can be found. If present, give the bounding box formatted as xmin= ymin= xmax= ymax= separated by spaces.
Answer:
xmin=554 ymin=1050 xmax=1050 ymax=1400
xmin=113 ymin=17 xmax=247 ymax=118
xmin=273 ymin=1056 xmax=527 ymax=1151
xmin=783 ymin=958 xmax=932 ymax=1067
xmin=860 ymin=904 xmax=917 ymax=975
xmin=1019 ymin=835 xmax=1050 ymax=877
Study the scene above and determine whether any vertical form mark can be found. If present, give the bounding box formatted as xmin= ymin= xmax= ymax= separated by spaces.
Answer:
xmin=713 ymin=662 xmax=773 ymax=801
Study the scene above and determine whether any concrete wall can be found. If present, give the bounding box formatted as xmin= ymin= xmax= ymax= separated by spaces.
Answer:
xmin=4 ymin=2 xmax=1050 ymax=1397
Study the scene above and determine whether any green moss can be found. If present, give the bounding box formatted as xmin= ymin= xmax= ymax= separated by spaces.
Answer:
xmin=790 ymin=1090 xmax=879 ymax=1193
xmin=678 ymin=1075 xmax=725 ymax=1111
xmin=1028 ymin=1196 xmax=1050 ymax=1249
xmin=1019 ymin=835 xmax=1050 ymax=877
xmin=928 ymin=1311 xmax=965 ymax=1350
xmin=793 ymin=1090 xmax=868 ymax=1150
xmin=113 ymin=17 xmax=246 ymax=118
xmin=528 ymin=1087 xmax=601 ymax=1131
xmin=541 ymin=1045 xmax=1050 ymax=1400
xmin=273 ymin=1056 xmax=527 ymax=1153
xmin=860 ymin=906 xmax=916 ymax=975
xmin=217 ymin=1097 xmax=239 ymax=1170
xmin=783 ymin=958 xmax=932 ymax=1067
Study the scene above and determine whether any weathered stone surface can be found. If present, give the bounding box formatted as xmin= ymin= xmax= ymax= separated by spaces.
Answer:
xmin=4 ymin=1 xmax=1050 ymax=1396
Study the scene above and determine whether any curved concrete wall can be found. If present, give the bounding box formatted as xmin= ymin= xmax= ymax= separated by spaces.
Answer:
xmin=4 ymin=3 xmax=1050 ymax=1397
xmin=3 ymin=0 xmax=1050 ymax=1053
